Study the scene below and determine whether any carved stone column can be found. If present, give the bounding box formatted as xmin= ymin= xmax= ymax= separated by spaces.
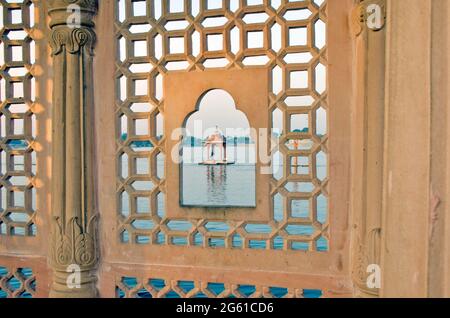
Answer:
xmin=349 ymin=0 xmax=386 ymax=297
xmin=48 ymin=0 xmax=99 ymax=298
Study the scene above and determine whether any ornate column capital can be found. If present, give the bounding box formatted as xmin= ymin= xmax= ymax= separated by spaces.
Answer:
xmin=48 ymin=0 xmax=98 ymax=55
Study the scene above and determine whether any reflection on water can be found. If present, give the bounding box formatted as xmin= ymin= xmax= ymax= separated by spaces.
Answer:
xmin=181 ymin=145 xmax=256 ymax=207
xmin=183 ymin=145 xmax=256 ymax=165
xmin=182 ymin=164 xmax=256 ymax=207
xmin=206 ymin=165 xmax=227 ymax=204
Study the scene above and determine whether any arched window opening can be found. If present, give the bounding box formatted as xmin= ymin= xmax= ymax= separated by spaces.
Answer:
xmin=181 ymin=89 xmax=256 ymax=208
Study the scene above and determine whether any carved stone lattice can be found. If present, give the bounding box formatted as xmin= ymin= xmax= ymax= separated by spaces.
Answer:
xmin=116 ymin=0 xmax=329 ymax=252
xmin=115 ymin=275 xmax=322 ymax=299
xmin=0 ymin=0 xmax=37 ymax=237
xmin=0 ymin=265 xmax=36 ymax=298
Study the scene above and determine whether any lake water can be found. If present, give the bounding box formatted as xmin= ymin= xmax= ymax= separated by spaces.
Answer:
xmin=182 ymin=164 xmax=256 ymax=207
xmin=181 ymin=145 xmax=256 ymax=207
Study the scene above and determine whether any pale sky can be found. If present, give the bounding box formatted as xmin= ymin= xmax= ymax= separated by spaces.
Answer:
xmin=185 ymin=90 xmax=250 ymax=138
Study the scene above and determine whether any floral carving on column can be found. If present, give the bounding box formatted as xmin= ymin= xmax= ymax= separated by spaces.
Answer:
xmin=48 ymin=0 xmax=99 ymax=298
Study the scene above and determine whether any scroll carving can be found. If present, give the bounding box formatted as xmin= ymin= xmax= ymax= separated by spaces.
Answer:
xmin=51 ymin=215 xmax=98 ymax=269
xmin=50 ymin=27 xmax=96 ymax=55
xmin=352 ymin=228 xmax=381 ymax=296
